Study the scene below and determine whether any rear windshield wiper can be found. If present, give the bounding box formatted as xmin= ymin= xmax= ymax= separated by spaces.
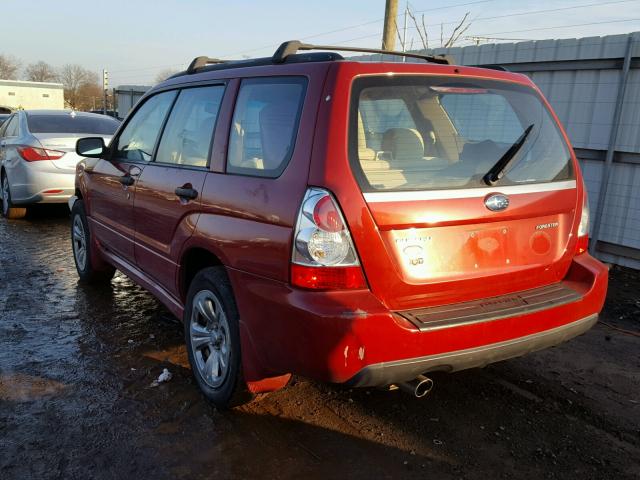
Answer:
xmin=483 ymin=124 xmax=534 ymax=186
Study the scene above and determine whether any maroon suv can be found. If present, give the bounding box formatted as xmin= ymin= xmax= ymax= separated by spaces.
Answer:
xmin=71 ymin=41 xmax=607 ymax=407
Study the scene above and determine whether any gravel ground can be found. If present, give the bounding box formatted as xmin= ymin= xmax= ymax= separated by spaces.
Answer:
xmin=0 ymin=206 xmax=639 ymax=480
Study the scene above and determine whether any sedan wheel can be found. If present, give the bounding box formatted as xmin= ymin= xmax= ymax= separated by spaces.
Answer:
xmin=1 ymin=176 xmax=9 ymax=215
xmin=1 ymin=174 xmax=26 ymax=219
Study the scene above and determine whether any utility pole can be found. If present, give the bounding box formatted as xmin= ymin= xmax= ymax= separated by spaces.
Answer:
xmin=382 ymin=0 xmax=398 ymax=51
xmin=402 ymin=2 xmax=408 ymax=54
xmin=102 ymin=69 xmax=109 ymax=114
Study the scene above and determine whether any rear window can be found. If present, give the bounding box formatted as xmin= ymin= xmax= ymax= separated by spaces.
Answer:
xmin=350 ymin=76 xmax=573 ymax=192
xmin=27 ymin=114 xmax=119 ymax=135
xmin=227 ymin=77 xmax=307 ymax=178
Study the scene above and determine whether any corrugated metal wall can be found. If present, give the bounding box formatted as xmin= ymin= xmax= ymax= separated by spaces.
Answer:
xmin=370 ymin=33 xmax=640 ymax=269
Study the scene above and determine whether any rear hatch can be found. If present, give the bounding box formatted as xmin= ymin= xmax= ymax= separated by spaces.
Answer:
xmin=348 ymin=74 xmax=579 ymax=310
xmin=27 ymin=112 xmax=118 ymax=172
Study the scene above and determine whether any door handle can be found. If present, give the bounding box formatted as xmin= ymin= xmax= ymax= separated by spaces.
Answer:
xmin=175 ymin=186 xmax=198 ymax=200
xmin=119 ymin=175 xmax=135 ymax=186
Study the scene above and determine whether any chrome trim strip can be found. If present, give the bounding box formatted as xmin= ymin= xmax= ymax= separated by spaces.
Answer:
xmin=362 ymin=180 xmax=577 ymax=203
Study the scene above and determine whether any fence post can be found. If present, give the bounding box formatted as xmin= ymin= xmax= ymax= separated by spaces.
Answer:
xmin=589 ymin=34 xmax=635 ymax=255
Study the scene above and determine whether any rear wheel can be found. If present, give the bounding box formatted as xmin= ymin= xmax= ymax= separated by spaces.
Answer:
xmin=1 ymin=174 xmax=27 ymax=219
xmin=71 ymin=199 xmax=115 ymax=284
xmin=184 ymin=267 xmax=252 ymax=408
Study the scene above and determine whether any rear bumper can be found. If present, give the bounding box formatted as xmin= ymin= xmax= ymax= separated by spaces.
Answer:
xmin=8 ymin=161 xmax=75 ymax=204
xmin=346 ymin=313 xmax=598 ymax=386
xmin=229 ymin=253 xmax=608 ymax=386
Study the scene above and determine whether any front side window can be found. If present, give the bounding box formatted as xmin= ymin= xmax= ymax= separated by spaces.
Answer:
xmin=155 ymin=85 xmax=224 ymax=168
xmin=115 ymin=90 xmax=177 ymax=162
xmin=351 ymin=76 xmax=572 ymax=192
xmin=227 ymin=77 xmax=307 ymax=178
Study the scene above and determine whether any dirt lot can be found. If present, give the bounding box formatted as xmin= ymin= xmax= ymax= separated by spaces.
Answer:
xmin=0 ymin=207 xmax=639 ymax=480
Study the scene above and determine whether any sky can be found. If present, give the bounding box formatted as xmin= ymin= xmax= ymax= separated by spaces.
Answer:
xmin=3 ymin=0 xmax=640 ymax=86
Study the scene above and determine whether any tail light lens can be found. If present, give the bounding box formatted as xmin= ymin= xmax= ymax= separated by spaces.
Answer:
xmin=17 ymin=146 xmax=65 ymax=162
xmin=576 ymin=191 xmax=589 ymax=254
xmin=291 ymin=188 xmax=367 ymax=290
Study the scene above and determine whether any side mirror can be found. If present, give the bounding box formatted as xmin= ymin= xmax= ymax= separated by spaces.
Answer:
xmin=76 ymin=137 xmax=106 ymax=158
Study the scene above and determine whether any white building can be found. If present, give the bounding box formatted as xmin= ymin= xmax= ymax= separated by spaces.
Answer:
xmin=0 ymin=79 xmax=64 ymax=111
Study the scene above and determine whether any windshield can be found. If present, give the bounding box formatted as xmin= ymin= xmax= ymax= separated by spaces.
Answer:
xmin=27 ymin=114 xmax=119 ymax=135
xmin=350 ymin=76 xmax=573 ymax=192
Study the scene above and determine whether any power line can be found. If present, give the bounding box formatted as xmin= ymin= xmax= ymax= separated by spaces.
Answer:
xmin=107 ymin=0 xmax=640 ymax=79
xmin=331 ymin=0 xmax=640 ymax=45
xmin=109 ymin=0 xmax=499 ymax=73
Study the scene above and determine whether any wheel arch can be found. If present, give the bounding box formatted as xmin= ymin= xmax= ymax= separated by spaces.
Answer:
xmin=179 ymin=246 xmax=225 ymax=303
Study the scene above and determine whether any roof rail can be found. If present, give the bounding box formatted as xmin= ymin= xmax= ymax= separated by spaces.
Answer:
xmin=478 ymin=64 xmax=509 ymax=72
xmin=272 ymin=40 xmax=451 ymax=65
xmin=187 ymin=56 xmax=228 ymax=74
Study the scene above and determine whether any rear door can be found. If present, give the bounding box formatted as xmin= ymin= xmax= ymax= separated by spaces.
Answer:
xmin=86 ymin=90 xmax=177 ymax=263
xmin=345 ymin=75 xmax=579 ymax=310
xmin=133 ymin=84 xmax=225 ymax=293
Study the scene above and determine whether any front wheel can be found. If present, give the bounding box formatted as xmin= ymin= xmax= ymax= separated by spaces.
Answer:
xmin=1 ymin=174 xmax=27 ymax=219
xmin=184 ymin=267 xmax=252 ymax=408
xmin=71 ymin=199 xmax=115 ymax=284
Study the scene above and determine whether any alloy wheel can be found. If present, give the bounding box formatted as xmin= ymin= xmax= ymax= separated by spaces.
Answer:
xmin=72 ymin=215 xmax=87 ymax=270
xmin=189 ymin=290 xmax=231 ymax=389
xmin=1 ymin=176 xmax=9 ymax=216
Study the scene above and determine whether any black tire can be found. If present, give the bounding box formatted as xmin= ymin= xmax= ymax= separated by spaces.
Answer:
xmin=184 ymin=266 xmax=252 ymax=408
xmin=1 ymin=172 xmax=27 ymax=219
xmin=70 ymin=199 xmax=115 ymax=284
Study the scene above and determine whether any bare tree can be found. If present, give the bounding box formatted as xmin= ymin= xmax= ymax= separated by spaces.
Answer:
xmin=25 ymin=61 xmax=58 ymax=82
xmin=406 ymin=9 xmax=471 ymax=50
xmin=155 ymin=68 xmax=179 ymax=83
xmin=0 ymin=54 xmax=21 ymax=80
xmin=59 ymin=64 xmax=100 ymax=110
xmin=443 ymin=12 xmax=471 ymax=48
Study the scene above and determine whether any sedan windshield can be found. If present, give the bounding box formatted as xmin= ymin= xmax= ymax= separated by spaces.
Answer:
xmin=350 ymin=76 xmax=573 ymax=192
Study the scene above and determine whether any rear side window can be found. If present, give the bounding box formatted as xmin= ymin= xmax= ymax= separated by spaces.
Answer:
xmin=3 ymin=115 xmax=18 ymax=137
xmin=350 ymin=76 xmax=573 ymax=192
xmin=27 ymin=114 xmax=119 ymax=135
xmin=227 ymin=77 xmax=306 ymax=178
xmin=115 ymin=90 xmax=177 ymax=162
xmin=155 ymin=85 xmax=224 ymax=168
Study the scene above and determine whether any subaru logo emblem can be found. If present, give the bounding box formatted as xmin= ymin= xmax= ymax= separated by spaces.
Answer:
xmin=485 ymin=193 xmax=509 ymax=211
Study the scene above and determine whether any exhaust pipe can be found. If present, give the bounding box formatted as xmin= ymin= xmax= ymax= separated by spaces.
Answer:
xmin=398 ymin=375 xmax=434 ymax=398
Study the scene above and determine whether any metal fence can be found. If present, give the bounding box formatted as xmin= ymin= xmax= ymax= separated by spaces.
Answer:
xmin=357 ymin=32 xmax=640 ymax=269
xmin=113 ymin=85 xmax=150 ymax=120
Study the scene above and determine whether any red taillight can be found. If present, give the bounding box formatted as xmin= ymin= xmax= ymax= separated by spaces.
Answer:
xmin=291 ymin=264 xmax=367 ymax=290
xmin=576 ymin=189 xmax=590 ymax=255
xmin=291 ymin=187 xmax=367 ymax=290
xmin=576 ymin=235 xmax=589 ymax=255
xmin=312 ymin=195 xmax=344 ymax=233
xmin=17 ymin=146 xmax=65 ymax=161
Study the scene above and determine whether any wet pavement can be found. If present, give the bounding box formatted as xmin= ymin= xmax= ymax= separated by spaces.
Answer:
xmin=1 ymin=206 xmax=639 ymax=479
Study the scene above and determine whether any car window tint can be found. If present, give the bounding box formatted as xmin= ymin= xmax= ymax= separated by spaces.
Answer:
xmin=3 ymin=115 xmax=18 ymax=137
xmin=352 ymin=77 xmax=572 ymax=192
xmin=227 ymin=77 xmax=306 ymax=177
xmin=0 ymin=117 xmax=9 ymax=137
xmin=359 ymin=98 xmax=417 ymax=151
xmin=440 ymin=94 xmax=522 ymax=144
xmin=115 ymin=91 xmax=177 ymax=162
xmin=155 ymin=86 xmax=224 ymax=168
xmin=27 ymin=114 xmax=119 ymax=135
